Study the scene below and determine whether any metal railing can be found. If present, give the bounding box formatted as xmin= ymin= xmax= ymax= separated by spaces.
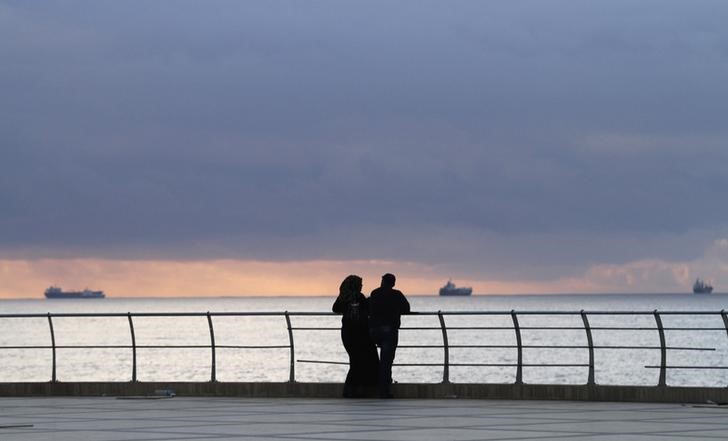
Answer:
xmin=1 ymin=310 xmax=727 ymax=386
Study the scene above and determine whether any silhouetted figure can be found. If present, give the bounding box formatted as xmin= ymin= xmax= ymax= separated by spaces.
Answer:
xmin=368 ymin=273 xmax=410 ymax=398
xmin=332 ymin=275 xmax=379 ymax=397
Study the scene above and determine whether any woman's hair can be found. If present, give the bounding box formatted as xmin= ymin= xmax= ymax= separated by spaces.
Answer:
xmin=337 ymin=274 xmax=362 ymax=304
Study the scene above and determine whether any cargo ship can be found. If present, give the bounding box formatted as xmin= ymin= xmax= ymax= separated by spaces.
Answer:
xmin=692 ymin=278 xmax=713 ymax=294
xmin=44 ymin=286 xmax=105 ymax=299
xmin=439 ymin=280 xmax=473 ymax=296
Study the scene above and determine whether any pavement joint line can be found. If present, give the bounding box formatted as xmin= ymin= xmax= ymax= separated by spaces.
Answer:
xmin=40 ymin=420 xmax=410 ymax=434
xmin=270 ymin=431 xmax=610 ymax=441
xmin=107 ymin=434 xmax=224 ymax=441
xmin=422 ymin=426 xmax=603 ymax=436
xmin=329 ymin=424 xmax=596 ymax=438
xmin=640 ymin=417 xmax=728 ymax=425
xmin=357 ymin=414 xmax=595 ymax=425
xmin=463 ymin=420 xmax=641 ymax=430
xmin=21 ymin=422 xmax=586 ymax=440
xmin=464 ymin=426 xmax=715 ymax=437
xmin=646 ymin=434 xmax=728 ymax=440
xmin=0 ymin=424 xmax=34 ymax=429
xmin=643 ymin=427 xmax=728 ymax=436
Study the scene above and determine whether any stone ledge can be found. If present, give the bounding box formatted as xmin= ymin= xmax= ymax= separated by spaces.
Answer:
xmin=1 ymin=382 xmax=726 ymax=403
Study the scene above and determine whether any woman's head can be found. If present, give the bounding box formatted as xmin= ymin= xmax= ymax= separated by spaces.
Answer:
xmin=340 ymin=275 xmax=363 ymax=295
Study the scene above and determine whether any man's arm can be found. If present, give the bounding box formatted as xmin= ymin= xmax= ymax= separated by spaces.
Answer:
xmin=400 ymin=293 xmax=411 ymax=314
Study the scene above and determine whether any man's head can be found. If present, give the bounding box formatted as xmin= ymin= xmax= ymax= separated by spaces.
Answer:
xmin=381 ymin=273 xmax=396 ymax=288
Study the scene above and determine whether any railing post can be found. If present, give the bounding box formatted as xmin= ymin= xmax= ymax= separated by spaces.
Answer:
xmin=437 ymin=311 xmax=450 ymax=384
xmin=653 ymin=310 xmax=667 ymax=387
xmin=127 ymin=313 xmax=137 ymax=382
xmin=284 ymin=311 xmax=295 ymax=382
xmin=511 ymin=310 xmax=523 ymax=385
xmin=207 ymin=312 xmax=217 ymax=382
xmin=580 ymin=310 xmax=595 ymax=386
xmin=722 ymin=310 xmax=728 ymax=388
xmin=47 ymin=314 xmax=57 ymax=383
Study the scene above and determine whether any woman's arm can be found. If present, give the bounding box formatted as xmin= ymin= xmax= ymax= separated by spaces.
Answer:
xmin=332 ymin=295 xmax=346 ymax=313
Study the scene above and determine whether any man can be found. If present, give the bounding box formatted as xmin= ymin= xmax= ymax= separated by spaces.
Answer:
xmin=368 ymin=273 xmax=410 ymax=398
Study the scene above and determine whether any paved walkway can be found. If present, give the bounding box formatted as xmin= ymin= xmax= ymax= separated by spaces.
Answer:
xmin=1 ymin=397 xmax=727 ymax=440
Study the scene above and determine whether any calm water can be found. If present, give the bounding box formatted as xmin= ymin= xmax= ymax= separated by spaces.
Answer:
xmin=1 ymin=294 xmax=727 ymax=387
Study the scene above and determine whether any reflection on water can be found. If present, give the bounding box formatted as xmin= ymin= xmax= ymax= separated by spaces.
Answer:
xmin=1 ymin=294 xmax=727 ymax=386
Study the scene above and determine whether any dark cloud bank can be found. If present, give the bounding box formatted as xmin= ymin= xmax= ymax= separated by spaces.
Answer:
xmin=1 ymin=1 xmax=727 ymax=281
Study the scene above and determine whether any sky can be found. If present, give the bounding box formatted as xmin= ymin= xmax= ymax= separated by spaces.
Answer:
xmin=1 ymin=1 xmax=728 ymax=297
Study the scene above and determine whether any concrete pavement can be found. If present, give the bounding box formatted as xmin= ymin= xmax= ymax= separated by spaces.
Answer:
xmin=1 ymin=396 xmax=727 ymax=440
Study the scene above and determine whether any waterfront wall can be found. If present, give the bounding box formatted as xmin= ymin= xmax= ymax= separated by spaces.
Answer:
xmin=0 ymin=381 xmax=726 ymax=404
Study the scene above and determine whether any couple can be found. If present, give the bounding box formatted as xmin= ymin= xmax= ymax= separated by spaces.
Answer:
xmin=332 ymin=273 xmax=410 ymax=398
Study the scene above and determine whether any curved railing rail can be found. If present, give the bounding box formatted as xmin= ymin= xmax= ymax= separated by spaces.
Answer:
xmin=1 ymin=310 xmax=727 ymax=386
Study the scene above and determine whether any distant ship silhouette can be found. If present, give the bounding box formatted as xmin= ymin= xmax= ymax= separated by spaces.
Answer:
xmin=439 ymin=280 xmax=472 ymax=296
xmin=692 ymin=278 xmax=713 ymax=294
xmin=45 ymin=286 xmax=105 ymax=299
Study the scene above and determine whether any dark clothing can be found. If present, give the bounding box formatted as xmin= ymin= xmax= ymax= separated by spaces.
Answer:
xmin=369 ymin=324 xmax=398 ymax=396
xmin=332 ymin=293 xmax=379 ymax=397
xmin=368 ymin=286 xmax=410 ymax=397
xmin=368 ymin=287 xmax=410 ymax=329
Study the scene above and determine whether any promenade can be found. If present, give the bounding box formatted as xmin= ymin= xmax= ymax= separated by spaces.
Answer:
xmin=1 ymin=396 xmax=726 ymax=441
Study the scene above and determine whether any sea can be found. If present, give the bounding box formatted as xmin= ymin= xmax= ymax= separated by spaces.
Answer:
xmin=1 ymin=294 xmax=727 ymax=388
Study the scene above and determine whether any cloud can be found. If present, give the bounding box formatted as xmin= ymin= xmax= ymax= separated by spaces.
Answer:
xmin=563 ymin=236 xmax=728 ymax=293
xmin=2 ymin=231 xmax=726 ymax=299
xmin=1 ymin=1 xmax=728 ymax=288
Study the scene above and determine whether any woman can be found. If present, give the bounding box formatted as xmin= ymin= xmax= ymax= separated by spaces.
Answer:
xmin=332 ymin=275 xmax=379 ymax=397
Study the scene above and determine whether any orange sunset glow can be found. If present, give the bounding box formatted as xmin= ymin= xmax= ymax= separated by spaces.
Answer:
xmin=0 ymin=258 xmax=599 ymax=299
